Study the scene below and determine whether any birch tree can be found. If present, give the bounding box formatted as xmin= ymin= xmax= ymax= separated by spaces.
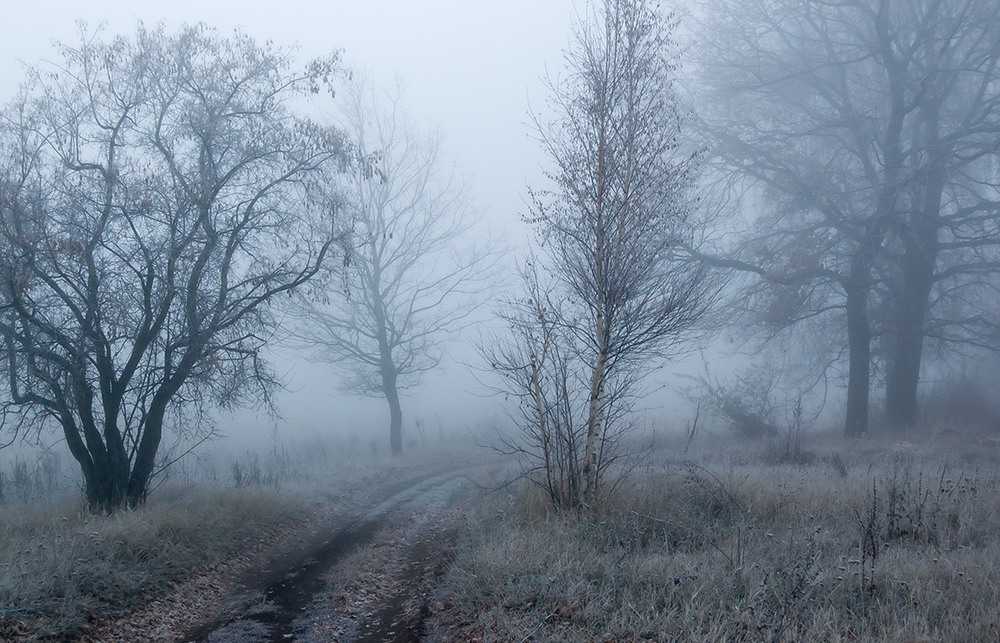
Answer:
xmin=503 ymin=0 xmax=706 ymax=507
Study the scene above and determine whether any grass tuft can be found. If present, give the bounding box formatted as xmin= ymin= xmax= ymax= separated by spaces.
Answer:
xmin=0 ymin=486 xmax=304 ymax=640
xmin=433 ymin=435 xmax=1000 ymax=641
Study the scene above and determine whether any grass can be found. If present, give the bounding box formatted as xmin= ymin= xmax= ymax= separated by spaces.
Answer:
xmin=8 ymin=425 xmax=994 ymax=641
xmin=431 ymin=431 xmax=1000 ymax=641
xmin=0 ymin=432 xmax=483 ymax=641
xmin=0 ymin=485 xmax=306 ymax=640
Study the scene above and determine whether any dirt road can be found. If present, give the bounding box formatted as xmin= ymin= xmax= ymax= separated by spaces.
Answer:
xmin=176 ymin=467 xmax=484 ymax=643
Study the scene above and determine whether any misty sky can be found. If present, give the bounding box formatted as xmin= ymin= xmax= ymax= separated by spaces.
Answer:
xmin=0 ymin=1 xmax=575 ymax=236
xmin=0 ymin=2 xmax=706 ymax=451
xmin=0 ymin=2 xmax=593 ymax=444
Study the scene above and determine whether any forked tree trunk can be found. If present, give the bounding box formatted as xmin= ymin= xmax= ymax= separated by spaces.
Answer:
xmin=67 ymin=365 xmax=185 ymax=511
xmin=82 ymin=464 xmax=129 ymax=513
xmin=70 ymin=418 xmax=166 ymax=512
xmin=64 ymin=419 xmax=134 ymax=513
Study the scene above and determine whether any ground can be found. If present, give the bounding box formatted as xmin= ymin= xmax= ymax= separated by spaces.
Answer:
xmin=4 ymin=430 xmax=1000 ymax=641
xmin=89 ymin=453 xmax=503 ymax=643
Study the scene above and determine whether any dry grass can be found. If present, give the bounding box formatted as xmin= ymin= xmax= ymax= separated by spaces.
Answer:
xmin=0 ymin=485 xmax=306 ymax=640
xmin=0 ymin=433 xmax=485 ymax=641
xmin=432 ymin=432 xmax=1000 ymax=641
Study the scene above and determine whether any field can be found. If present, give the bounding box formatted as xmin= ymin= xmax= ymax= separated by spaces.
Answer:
xmin=428 ymin=431 xmax=1000 ymax=642
xmin=2 ymin=429 xmax=1000 ymax=641
xmin=0 ymin=434 xmax=481 ymax=641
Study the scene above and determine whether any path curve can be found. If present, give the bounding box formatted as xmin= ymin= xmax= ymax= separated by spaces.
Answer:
xmin=180 ymin=466 xmax=485 ymax=642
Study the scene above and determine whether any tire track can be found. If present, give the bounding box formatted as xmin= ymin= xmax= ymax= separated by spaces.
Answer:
xmin=180 ymin=467 xmax=479 ymax=643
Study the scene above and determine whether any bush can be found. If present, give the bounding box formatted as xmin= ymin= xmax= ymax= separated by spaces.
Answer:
xmin=920 ymin=371 xmax=1000 ymax=432
xmin=684 ymin=365 xmax=780 ymax=438
xmin=0 ymin=486 xmax=305 ymax=640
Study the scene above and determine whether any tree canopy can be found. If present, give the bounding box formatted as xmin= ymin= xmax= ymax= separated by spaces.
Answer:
xmin=0 ymin=24 xmax=347 ymax=510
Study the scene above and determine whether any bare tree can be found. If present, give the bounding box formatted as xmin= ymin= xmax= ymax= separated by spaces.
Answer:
xmin=878 ymin=0 xmax=1000 ymax=426
xmin=288 ymin=76 xmax=496 ymax=456
xmin=691 ymin=0 xmax=1000 ymax=434
xmin=0 ymin=25 xmax=347 ymax=511
xmin=488 ymin=0 xmax=707 ymax=509
xmin=482 ymin=262 xmax=585 ymax=508
xmin=482 ymin=260 xmax=645 ymax=508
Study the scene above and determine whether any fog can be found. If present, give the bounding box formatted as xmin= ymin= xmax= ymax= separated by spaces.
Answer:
xmin=0 ymin=2 xmax=595 ymax=452
xmin=2 ymin=0 xmax=997 ymax=479
xmin=4 ymin=2 xmax=1000 ymax=638
xmin=0 ymin=0 xmax=845 ymax=466
xmin=0 ymin=2 xmax=724 ymax=463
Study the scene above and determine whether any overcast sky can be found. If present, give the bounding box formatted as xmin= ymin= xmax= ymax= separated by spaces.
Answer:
xmin=0 ymin=1 xmax=576 ymax=234
xmin=0 ymin=2 xmax=704 ymax=452
xmin=0 ymin=1 xmax=591 ymax=445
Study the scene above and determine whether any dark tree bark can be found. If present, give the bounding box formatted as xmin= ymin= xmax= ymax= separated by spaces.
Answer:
xmin=383 ymin=369 xmax=403 ymax=457
xmin=0 ymin=25 xmax=346 ymax=511
xmin=845 ymin=260 xmax=874 ymax=437
xmin=884 ymin=160 xmax=944 ymax=428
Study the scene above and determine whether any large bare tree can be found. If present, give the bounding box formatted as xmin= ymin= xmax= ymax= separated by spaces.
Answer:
xmin=489 ymin=0 xmax=707 ymax=508
xmin=0 ymin=25 xmax=347 ymax=511
xmin=289 ymin=77 xmax=496 ymax=456
xmin=691 ymin=0 xmax=1000 ymax=434
xmin=878 ymin=0 xmax=1000 ymax=426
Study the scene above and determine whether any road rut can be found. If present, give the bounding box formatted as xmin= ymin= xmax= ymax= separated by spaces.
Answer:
xmin=180 ymin=467 xmax=479 ymax=642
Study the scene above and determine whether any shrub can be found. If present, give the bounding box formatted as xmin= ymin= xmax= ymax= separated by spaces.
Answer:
xmin=920 ymin=371 xmax=1000 ymax=432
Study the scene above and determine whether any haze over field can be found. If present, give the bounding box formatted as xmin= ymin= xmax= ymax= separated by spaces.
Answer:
xmin=0 ymin=1 xmax=585 ymax=446
xmin=0 ymin=0 xmax=997 ymax=468
xmin=2 ymin=1 xmax=1000 ymax=640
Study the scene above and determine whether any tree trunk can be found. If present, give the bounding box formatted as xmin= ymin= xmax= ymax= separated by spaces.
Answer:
xmin=885 ymin=234 xmax=935 ymax=428
xmin=843 ymin=14 xmax=905 ymax=437
xmin=885 ymin=122 xmax=945 ymax=429
xmin=370 ymin=275 xmax=403 ymax=456
xmin=884 ymin=309 xmax=926 ymax=428
xmin=126 ymin=407 xmax=165 ymax=507
xmin=581 ymin=346 xmax=607 ymax=507
xmin=376 ymin=331 xmax=403 ymax=455
xmin=74 ymin=413 xmax=163 ymax=512
xmin=82 ymin=465 xmax=127 ymax=513
xmin=384 ymin=370 xmax=403 ymax=456
xmin=844 ymin=252 xmax=874 ymax=437
xmin=61 ymin=413 xmax=132 ymax=512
